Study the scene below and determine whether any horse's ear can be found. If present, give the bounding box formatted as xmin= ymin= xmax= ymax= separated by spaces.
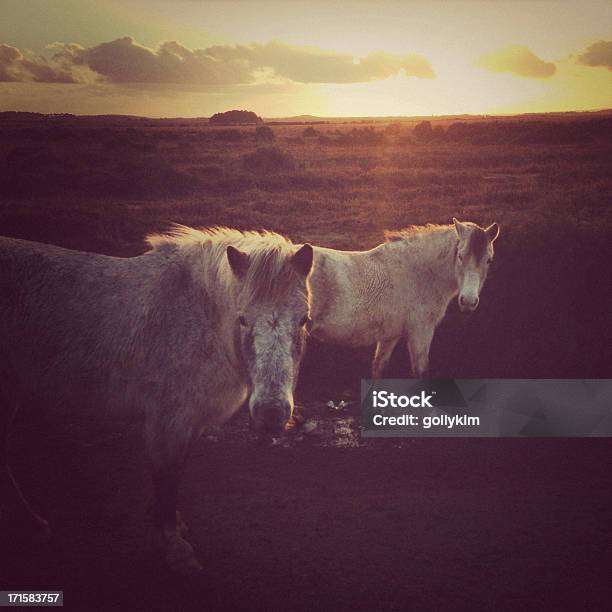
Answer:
xmin=292 ymin=244 xmax=314 ymax=277
xmin=226 ymin=245 xmax=250 ymax=279
xmin=485 ymin=222 xmax=500 ymax=243
xmin=453 ymin=218 xmax=469 ymax=241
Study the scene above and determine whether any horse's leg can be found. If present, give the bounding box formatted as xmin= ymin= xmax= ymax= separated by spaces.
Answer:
xmin=406 ymin=326 xmax=435 ymax=378
xmin=372 ymin=338 xmax=399 ymax=379
xmin=146 ymin=413 xmax=201 ymax=573
xmin=0 ymin=397 xmax=50 ymax=541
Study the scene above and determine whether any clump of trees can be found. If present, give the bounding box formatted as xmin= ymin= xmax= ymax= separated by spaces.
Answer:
xmin=209 ymin=110 xmax=263 ymax=125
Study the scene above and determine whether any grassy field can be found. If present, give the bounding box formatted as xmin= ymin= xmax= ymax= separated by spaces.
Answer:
xmin=1 ymin=112 xmax=611 ymax=610
xmin=1 ymin=112 xmax=610 ymax=388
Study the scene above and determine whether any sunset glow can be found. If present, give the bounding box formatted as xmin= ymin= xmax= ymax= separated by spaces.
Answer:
xmin=1 ymin=0 xmax=611 ymax=117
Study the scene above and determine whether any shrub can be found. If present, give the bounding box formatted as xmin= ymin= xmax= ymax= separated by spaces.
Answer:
xmin=385 ymin=123 xmax=402 ymax=136
xmin=413 ymin=121 xmax=433 ymax=142
xmin=242 ymin=147 xmax=296 ymax=174
xmin=255 ymin=125 xmax=275 ymax=143
xmin=303 ymin=126 xmax=318 ymax=137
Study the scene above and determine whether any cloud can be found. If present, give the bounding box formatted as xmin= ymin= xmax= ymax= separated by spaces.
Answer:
xmin=575 ymin=40 xmax=612 ymax=70
xmin=4 ymin=36 xmax=435 ymax=88
xmin=0 ymin=44 xmax=78 ymax=83
xmin=50 ymin=38 xmax=254 ymax=86
xmin=475 ymin=45 xmax=556 ymax=78
xmin=204 ymin=40 xmax=436 ymax=83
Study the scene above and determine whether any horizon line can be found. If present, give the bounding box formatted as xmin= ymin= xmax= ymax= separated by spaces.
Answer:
xmin=0 ymin=108 xmax=610 ymax=121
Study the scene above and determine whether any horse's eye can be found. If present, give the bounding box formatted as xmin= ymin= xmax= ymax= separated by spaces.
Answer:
xmin=458 ymin=254 xmax=463 ymax=262
xmin=299 ymin=315 xmax=311 ymax=327
xmin=486 ymin=258 xmax=492 ymax=265
xmin=238 ymin=315 xmax=248 ymax=327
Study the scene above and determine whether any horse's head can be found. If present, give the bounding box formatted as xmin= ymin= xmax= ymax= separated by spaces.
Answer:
xmin=453 ymin=218 xmax=500 ymax=314
xmin=227 ymin=242 xmax=314 ymax=434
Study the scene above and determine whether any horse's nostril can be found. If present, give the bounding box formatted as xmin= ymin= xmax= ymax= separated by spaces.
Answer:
xmin=459 ymin=295 xmax=479 ymax=311
xmin=253 ymin=401 xmax=291 ymax=433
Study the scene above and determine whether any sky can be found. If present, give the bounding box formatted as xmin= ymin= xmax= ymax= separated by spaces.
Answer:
xmin=0 ymin=0 xmax=611 ymax=117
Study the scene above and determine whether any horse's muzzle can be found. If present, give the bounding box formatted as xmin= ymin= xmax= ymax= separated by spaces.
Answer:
xmin=251 ymin=400 xmax=292 ymax=434
xmin=459 ymin=295 xmax=479 ymax=314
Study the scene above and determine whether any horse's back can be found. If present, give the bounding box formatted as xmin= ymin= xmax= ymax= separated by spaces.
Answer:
xmin=0 ymin=235 xmax=232 ymax=418
xmin=0 ymin=236 xmax=137 ymax=333
xmin=0 ymin=236 xmax=127 ymax=302
xmin=310 ymin=246 xmax=400 ymax=346
xmin=0 ymin=236 xmax=147 ymax=406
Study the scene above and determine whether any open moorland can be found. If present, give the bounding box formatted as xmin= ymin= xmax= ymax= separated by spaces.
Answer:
xmin=1 ymin=112 xmax=611 ymax=610
xmin=1 ymin=111 xmax=610 ymax=384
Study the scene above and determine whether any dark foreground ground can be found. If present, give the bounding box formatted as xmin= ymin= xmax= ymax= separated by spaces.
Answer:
xmin=1 ymin=404 xmax=611 ymax=611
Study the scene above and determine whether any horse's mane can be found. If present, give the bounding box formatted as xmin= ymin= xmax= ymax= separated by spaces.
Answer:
xmin=146 ymin=225 xmax=292 ymax=250
xmin=146 ymin=225 xmax=304 ymax=303
xmin=384 ymin=223 xmax=451 ymax=242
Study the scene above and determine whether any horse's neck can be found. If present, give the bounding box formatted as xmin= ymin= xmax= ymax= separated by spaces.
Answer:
xmin=210 ymin=258 xmax=243 ymax=366
xmin=385 ymin=230 xmax=458 ymax=299
xmin=168 ymin=244 xmax=242 ymax=367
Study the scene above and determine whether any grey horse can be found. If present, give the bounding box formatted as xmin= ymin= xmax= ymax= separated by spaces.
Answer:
xmin=309 ymin=219 xmax=499 ymax=377
xmin=0 ymin=226 xmax=314 ymax=572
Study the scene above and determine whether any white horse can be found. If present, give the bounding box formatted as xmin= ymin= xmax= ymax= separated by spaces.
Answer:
xmin=309 ymin=219 xmax=500 ymax=377
xmin=0 ymin=226 xmax=313 ymax=572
